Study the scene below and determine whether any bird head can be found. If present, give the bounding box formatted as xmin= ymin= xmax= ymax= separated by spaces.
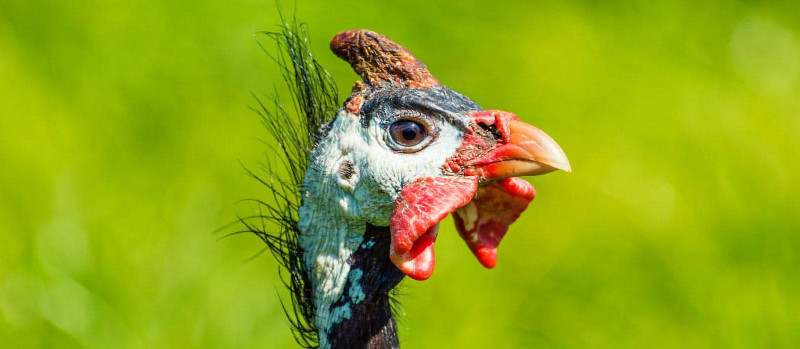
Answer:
xmin=301 ymin=29 xmax=570 ymax=282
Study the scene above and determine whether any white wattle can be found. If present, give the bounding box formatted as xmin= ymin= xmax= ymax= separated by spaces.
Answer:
xmin=458 ymin=201 xmax=479 ymax=232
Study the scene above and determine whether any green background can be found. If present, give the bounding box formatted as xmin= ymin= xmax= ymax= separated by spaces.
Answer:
xmin=2 ymin=0 xmax=799 ymax=347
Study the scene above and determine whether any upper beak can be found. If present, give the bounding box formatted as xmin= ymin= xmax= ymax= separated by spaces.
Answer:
xmin=468 ymin=110 xmax=571 ymax=180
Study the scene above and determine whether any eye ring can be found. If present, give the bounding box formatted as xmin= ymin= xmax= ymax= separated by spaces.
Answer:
xmin=385 ymin=117 xmax=437 ymax=153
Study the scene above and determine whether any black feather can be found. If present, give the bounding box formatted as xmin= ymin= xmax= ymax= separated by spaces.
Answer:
xmin=240 ymin=13 xmax=339 ymax=349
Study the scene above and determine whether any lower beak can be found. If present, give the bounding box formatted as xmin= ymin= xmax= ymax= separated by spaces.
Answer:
xmin=468 ymin=110 xmax=571 ymax=180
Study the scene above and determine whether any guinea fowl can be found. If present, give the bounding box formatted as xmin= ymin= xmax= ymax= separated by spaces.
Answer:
xmin=245 ymin=23 xmax=570 ymax=349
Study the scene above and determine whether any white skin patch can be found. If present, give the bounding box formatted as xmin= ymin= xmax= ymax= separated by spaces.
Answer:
xmin=298 ymin=110 xmax=464 ymax=348
xmin=337 ymin=195 xmax=359 ymax=219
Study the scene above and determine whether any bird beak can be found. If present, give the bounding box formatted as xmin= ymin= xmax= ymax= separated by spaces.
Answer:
xmin=467 ymin=110 xmax=571 ymax=180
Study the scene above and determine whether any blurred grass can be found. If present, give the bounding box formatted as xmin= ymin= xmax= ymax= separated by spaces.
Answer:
xmin=1 ymin=0 xmax=799 ymax=347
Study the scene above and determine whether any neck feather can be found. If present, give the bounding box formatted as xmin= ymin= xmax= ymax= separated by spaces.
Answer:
xmin=325 ymin=224 xmax=405 ymax=348
xmin=299 ymin=208 xmax=404 ymax=349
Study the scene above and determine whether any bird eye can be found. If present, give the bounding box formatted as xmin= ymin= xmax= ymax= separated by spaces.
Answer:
xmin=387 ymin=119 xmax=434 ymax=152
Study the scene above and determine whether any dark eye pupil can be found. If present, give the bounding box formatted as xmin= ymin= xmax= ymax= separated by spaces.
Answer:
xmin=402 ymin=126 xmax=418 ymax=141
xmin=389 ymin=120 xmax=428 ymax=147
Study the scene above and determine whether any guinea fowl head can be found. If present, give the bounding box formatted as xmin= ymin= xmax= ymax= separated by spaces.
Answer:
xmin=289 ymin=29 xmax=570 ymax=348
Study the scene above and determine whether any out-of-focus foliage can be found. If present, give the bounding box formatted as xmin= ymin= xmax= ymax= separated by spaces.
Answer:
xmin=1 ymin=0 xmax=799 ymax=347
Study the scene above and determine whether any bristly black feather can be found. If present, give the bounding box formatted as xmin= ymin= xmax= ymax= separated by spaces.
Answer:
xmin=240 ymin=13 xmax=338 ymax=349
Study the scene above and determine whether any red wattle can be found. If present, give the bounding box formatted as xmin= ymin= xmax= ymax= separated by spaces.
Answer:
xmin=393 ymin=223 xmax=439 ymax=281
xmin=390 ymin=176 xmax=479 ymax=280
xmin=452 ymin=177 xmax=535 ymax=268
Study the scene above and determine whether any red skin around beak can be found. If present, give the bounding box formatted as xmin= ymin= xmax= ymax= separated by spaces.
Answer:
xmin=469 ymin=110 xmax=571 ymax=179
xmin=389 ymin=110 xmax=570 ymax=280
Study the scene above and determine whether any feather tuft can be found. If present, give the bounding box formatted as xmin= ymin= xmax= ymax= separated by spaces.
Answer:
xmin=239 ymin=12 xmax=339 ymax=349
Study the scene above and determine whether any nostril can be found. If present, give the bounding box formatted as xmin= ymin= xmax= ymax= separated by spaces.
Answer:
xmin=476 ymin=123 xmax=503 ymax=141
xmin=470 ymin=110 xmax=520 ymax=143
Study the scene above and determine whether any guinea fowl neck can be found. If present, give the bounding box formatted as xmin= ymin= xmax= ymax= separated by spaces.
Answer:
xmin=298 ymin=208 xmax=405 ymax=348
xmin=324 ymin=224 xmax=405 ymax=348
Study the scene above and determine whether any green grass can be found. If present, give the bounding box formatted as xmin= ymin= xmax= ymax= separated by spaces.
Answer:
xmin=1 ymin=0 xmax=799 ymax=347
